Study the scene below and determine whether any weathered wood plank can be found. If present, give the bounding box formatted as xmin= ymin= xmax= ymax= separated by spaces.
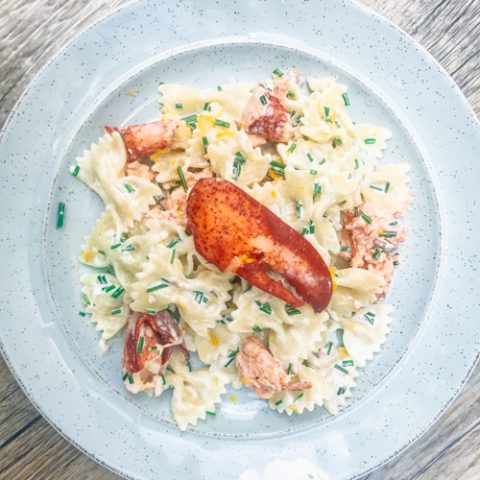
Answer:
xmin=0 ymin=1 xmax=478 ymax=479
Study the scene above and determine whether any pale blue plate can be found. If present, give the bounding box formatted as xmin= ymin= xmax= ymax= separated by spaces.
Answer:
xmin=1 ymin=1 xmax=479 ymax=479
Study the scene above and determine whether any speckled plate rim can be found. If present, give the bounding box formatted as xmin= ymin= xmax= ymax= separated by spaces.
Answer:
xmin=0 ymin=1 xmax=479 ymax=479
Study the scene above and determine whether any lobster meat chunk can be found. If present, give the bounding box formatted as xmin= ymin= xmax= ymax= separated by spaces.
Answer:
xmin=123 ymin=310 xmax=188 ymax=380
xmin=105 ymin=119 xmax=177 ymax=162
xmin=241 ymin=85 xmax=293 ymax=146
xmin=236 ymin=335 xmax=312 ymax=399
xmin=186 ymin=178 xmax=332 ymax=312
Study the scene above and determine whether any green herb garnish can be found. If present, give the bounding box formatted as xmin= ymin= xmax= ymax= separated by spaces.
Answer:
xmin=214 ymin=118 xmax=230 ymax=128
xmin=255 ymin=300 xmax=272 ymax=315
xmin=177 ymin=166 xmax=188 ymax=192
xmin=56 ymin=202 xmax=65 ymax=229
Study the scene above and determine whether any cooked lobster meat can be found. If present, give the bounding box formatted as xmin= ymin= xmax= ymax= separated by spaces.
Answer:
xmin=236 ymin=335 xmax=312 ymax=399
xmin=123 ymin=310 xmax=188 ymax=376
xmin=186 ymin=178 xmax=332 ymax=312
xmin=105 ymin=119 xmax=177 ymax=162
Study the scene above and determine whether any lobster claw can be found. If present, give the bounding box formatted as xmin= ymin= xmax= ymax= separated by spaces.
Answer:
xmin=123 ymin=310 xmax=189 ymax=375
xmin=105 ymin=119 xmax=177 ymax=162
xmin=186 ymin=178 xmax=332 ymax=313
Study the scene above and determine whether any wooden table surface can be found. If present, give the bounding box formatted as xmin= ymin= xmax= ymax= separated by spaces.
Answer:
xmin=0 ymin=1 xmax=479 ymax=479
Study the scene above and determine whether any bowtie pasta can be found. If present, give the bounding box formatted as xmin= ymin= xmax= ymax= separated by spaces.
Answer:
xmin=71 ymin=69 xmax=411 ymax=430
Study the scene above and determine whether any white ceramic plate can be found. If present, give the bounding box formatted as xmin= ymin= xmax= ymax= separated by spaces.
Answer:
xmin=1 ymin=1 xmax=479 ymax=479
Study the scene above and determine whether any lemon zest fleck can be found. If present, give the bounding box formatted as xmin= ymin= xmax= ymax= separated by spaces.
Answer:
xmin=328 ymin=267 xmax=337 ymax=291
xmin=271 ymin=190 xmax=277 ymax=197
xmin=239 ymin=377 xmax=250 ymax=384
xmin=81 ymin=250 xmax=93 ymax=262
xmin=125 ymin=88 xmax=138 ymax=97
xmin=229 ymin=394 xmax=238 ymax=404
xmin=210 ymin=332 xmax=219 ymax=346
xmin=338 ymin=346 xmax=349 ymax=358
xmin=345 ymin=321 xmax=356 ymax=331
xmin=238 ymin=254 xmax=255 ymax=264
xmin=289 ymin=405 xmax=299 ymax=413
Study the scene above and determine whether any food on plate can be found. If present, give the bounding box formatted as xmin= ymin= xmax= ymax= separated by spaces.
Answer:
xmin=72 ymin=69 xmax=411 ymax=430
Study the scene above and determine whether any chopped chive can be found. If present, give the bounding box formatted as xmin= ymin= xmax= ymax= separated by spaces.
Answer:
xmin=145 ymin=309 xmax=158 ymax=315
xmin=121 ymin=244 xmax=135 ymax=253
xmin=175 ymin=103 xmax=183 ymax=109
xmin=206 ymin=411 xmax=216 ymax=416
xmin=148 ymin=345 xmax=158 ymax=351
xmin=275 ymin=399 xmax=283 ymax=406
xmin=318 ymin=158 xmax=326 ymax=166
xmin=111 ymin=287 xmax=124 ymax=299
xmin=124 ymin=183 xmax=135 ymax=193
xmin=364 ymin=137 xmax=376 ymax=144
xmin=331 ymin=136 xmax=343 ymax=148
xmin=98 ymin=250 xmax=106 ymax=256
xmin=313 ymin=182 xmax=322 ymax=202
xmin=166 ymin=365 xmax=174 ymax=373
xmin=393 ymin=260 xmax=400 ymax=266
xmin=214 ymin=118 xmax=230 ymax=128
xmin=340 ymin=246 xmax=352 ymax=252
xmin=203 ymin=102 xmax=211 ymax=111
xmin=310 ymin=169 xmax=318 ymax=176
xmin=232 ymin=151 xmax=246 ymax=180
xmin=124 ymin=372 xmax=134 ymax=384
xmin=364 ymin=312 xmax=375 ymax=324
xmin=360 ymin=211 xmax=372 ymax=224
xmin=102 ymin=285 xmax=115 ymax=293
xmin=255 ymin=300 xmax=272 ymax=315
xmin=78 ymin=311 xmax=86 ymax=317
xmin=193 ymin=290 xmax=208 ymax=304
xmin=336 ymin=328 xmax=345 ymax=347
xmin=111 ymin=308 xmax=122 ymax=315
xmin=337 ymin=386 xmax=347 ymax=395
xmin=354 ymin=159 xmax=359 ymax=170
xmin=287 ymin=143 xmax=297 ymax=154
xmin=252 ymin=325 xmax=263 ymax=333
xmin=177 ymin=166 xmax=188 ymax=192
xmin=202 ymin=136 xmax=209 ymax=153
xmin=372 ymin=248 xmax=382 ymax=260
xmin=286 ymin=90 xmax=296 ymax=99
xmin=301 ymin=219 xmax=315 ymax=235
xmin=272 ymin=68 xmax=284 ymax=77
xmin=324 ymin=106 xmax=330 ymax=118
xmin=294 ymin=393 xmax=304 ymax=402
xmin=71 ymin=165 xmax=80 ymax=177
xmin=182 ymin=113 xmax=197 ymax=124
xmin=334 ymin=364 xmax=349 ymax=375
xmin=146 ymin=279 xmax=169 ymax=293
xmin=342 ymin=92 xmax=350 ymax=106
xmin=379 ymin=230 xmax=397 ymax=238
xmin=186 ymin=361 xmax=192 ymax=372
xmin=217 ymin=85 xmax=222 ymax=91
xmin=167 ymin=304 xmax=181 ymax=323
xmin=269 ymin=160 xmax=285 ymax=177
xmin=285 ymin=304 xmax=301 ymax=315
xmin=260 ymin=94 xmax=268 ymax=106
xmin=122 ymin=372 xmax=128 ymax=381
xmin=161 ymin=374 xmax=167 ymax=385
xmin=167 ymin=236 xmax=181 ymax=249
xmin=97 ymin=274 xmax=107 ymax=284
xmin=306 ymin=152 xmax=314 ymax=163
xmin=224 ymin=349 xmax=239 ymax=368
xmin=342 ymin=359 xmax=354 ymax=367
xmin=369 ymin=185 xmax=383 ymax=191
xmin=385 ymin=181 xmax=391 ymax=193
xmin=168 ymin=180 xmax=181 ymax=193
xmin=295 ymin=199 xmax=303 ymax=219
xmin=364 ymin=311 xmax=376 ymax=318
xmin=56 ymin=202 xmax=65 ymax=229
xmin=287 ymin=363 xmax=292 ymax=375
xmin=110 ymin=242 xmax=122 ymax=250
xmin=353 ymin=206 xmax=359 ymax=217
xmin=326 ymin=341 xmax=333 ymax=355
xmin=169 ymin=248 xmax=176 ymax=264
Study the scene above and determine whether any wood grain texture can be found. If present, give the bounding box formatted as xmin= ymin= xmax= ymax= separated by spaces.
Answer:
xmin=0 ymin=1 xmax=478 ymax=479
